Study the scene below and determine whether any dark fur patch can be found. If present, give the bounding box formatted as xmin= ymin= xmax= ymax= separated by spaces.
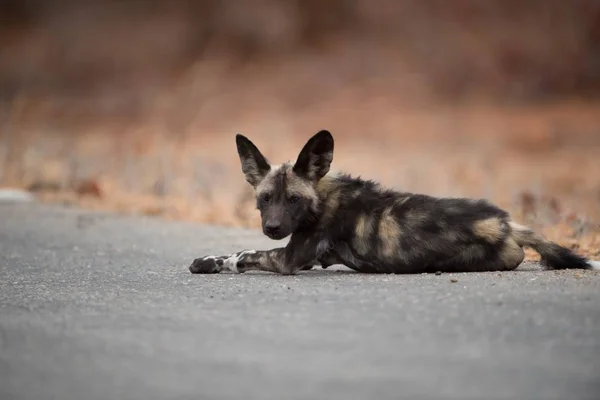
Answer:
xmin=539 ymin=243 xmax=591 ymax=269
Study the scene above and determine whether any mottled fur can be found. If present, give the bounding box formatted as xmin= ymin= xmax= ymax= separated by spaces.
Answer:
xmin=189 ymin=130 xmax=600 ymax=275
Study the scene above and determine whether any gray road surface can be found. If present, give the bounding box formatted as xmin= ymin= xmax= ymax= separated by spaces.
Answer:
xmin=1 ymin=202 xmax=599 ymax=400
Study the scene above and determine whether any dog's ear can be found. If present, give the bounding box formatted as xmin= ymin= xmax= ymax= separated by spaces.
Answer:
xmin=235 ymin=134 xmax=271 ymax=187
xmin=293 ymin=130 xmax=334 ymax=181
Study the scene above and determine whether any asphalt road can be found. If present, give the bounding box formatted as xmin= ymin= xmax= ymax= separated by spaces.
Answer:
xmin=1 ymin=202 xmax=599 ymax=400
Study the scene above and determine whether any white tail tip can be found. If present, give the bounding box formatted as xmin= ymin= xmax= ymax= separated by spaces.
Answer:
xmin=589 ymin=260 xmax=600 ymax=270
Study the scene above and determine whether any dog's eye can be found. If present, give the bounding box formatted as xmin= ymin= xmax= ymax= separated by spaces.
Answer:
xmin=260 ymin=193 xmax=271 ymax=203
xmin=289 ymin=195 xmax=300 ymax=204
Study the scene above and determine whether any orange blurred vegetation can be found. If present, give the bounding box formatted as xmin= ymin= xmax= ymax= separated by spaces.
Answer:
xmin=1 ymin=0 xmax=599 ymax=259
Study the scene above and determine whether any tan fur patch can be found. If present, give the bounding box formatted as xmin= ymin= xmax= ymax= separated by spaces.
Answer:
xmin=507 ymin=220 xmax=538 ymax=248
xmin=498 ymin=237 xmax=525 ymax=270
xmin=255 ymin=163 xmax=319 ymax=207
xmin=508 ymin=221 xmax=529 ymax=231
xmin=378 ymin=207 xmax=401 ymax=259
xmin=395 ymin=196 xmax=409 ymax=206
xmin=473 ymin=217 xmax=504 ymax=243
xmin=321 ymin=189 xmax=341 ymax=225
xmin=316 ymin=173 xmax=340 ymax=198
xmin=286 ymin=174 xmax=318 ymax=204
xmin=255 ymin=164 xmax=283 ymax=196
xmin=353 ymin=214 xmax=374 ymax=256
xmin=405 ymin=209 xmax=427 ymax=226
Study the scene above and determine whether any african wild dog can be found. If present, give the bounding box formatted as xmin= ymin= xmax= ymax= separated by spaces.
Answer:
xmin=189 ymin=130 xmax=600 ymax=275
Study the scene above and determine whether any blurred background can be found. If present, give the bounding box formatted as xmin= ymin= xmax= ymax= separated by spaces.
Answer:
xmin=1 ymin=0 xmax=599 ymax=257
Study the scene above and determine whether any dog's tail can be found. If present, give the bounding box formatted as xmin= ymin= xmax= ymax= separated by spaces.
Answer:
xmin=509 ymin=221 xmax=600 ymax=270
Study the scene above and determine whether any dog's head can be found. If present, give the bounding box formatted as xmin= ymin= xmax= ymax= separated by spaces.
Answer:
xmin=235 ymin=130 xmax=334 ymax=240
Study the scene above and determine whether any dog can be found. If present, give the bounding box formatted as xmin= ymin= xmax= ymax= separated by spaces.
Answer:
xmin=189 ymin=130 xmax=600 ymax=275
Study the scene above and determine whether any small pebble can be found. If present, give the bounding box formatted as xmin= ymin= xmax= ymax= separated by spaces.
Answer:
xmin=435 ymin=271 xmax=442 ymax=276
xmin=450 ymin=278 xmax=458 ymax=283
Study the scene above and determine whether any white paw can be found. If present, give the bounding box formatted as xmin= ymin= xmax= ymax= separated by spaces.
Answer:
xmin=222 ymin=250 xmax=257 ymax=273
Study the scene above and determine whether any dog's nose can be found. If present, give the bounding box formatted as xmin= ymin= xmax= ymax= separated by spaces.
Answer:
xmin=264 ymin=223 xmax=281 ymax=236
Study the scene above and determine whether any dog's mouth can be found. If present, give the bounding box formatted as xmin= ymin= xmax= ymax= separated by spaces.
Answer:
xmin=265 ymin=231 xmax=289 ymax=240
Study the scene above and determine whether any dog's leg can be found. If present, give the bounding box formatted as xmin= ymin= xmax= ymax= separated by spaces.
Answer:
xmin=190 ymin=235 xmax=322 ymax=275
xmin=427 ymin=237 xmax=526 ymax=273
xmin=323 ymin=242 xmax=381 ymax=273
xmin=238 ymin=246 xmax=320 ymax=275
xmin=238 ymin=236 xmax=323 ymax=275
xmin=189 ymin=247 xmax=312 ymax=274
xmin=233 ymin=248 xmax=287 ymax=273
xmin=189 ymin=248 xmax=286 ymax=274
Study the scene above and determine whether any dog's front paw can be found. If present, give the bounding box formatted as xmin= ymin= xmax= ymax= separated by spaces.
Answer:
xmin=189 ymin=256 xmax=224 ymax=274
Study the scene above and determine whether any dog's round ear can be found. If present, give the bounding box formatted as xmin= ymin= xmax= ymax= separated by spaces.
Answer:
xmin=293 ymin=130 xmax=334 ymax=181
